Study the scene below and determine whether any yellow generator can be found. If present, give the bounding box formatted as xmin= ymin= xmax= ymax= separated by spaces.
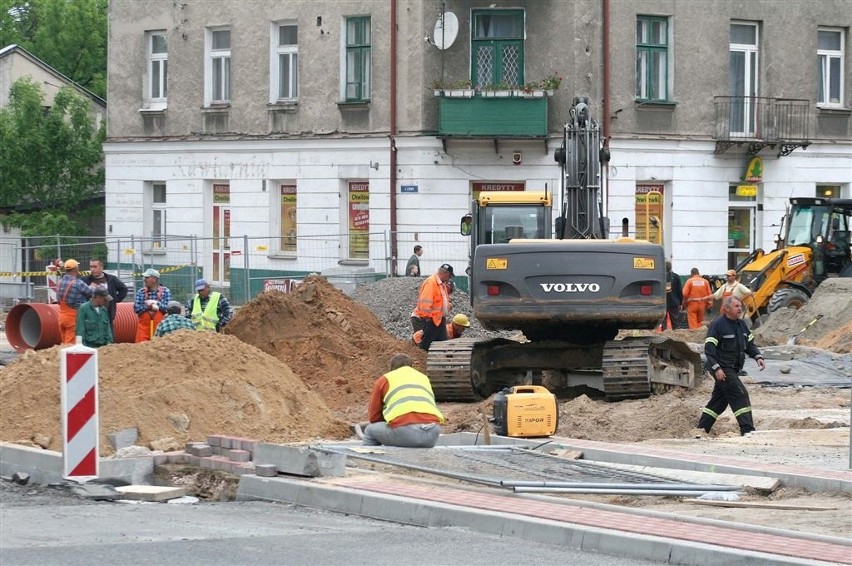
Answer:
xmin=492 ymin=386 xmax=559 ymax=438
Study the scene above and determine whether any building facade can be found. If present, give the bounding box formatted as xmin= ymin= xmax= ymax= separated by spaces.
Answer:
xmin=104 ymin=0 xmax=851 ymax=292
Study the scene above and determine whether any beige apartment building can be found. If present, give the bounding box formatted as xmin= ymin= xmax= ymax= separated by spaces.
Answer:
xmin=104 ymin=0 xmax=851 ymax=293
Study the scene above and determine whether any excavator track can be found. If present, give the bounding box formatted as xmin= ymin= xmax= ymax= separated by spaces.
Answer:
xmin=426 ymin=338 xmax=480 ymax=402
xmin=602 ymin=336 xmax=703 ymax=402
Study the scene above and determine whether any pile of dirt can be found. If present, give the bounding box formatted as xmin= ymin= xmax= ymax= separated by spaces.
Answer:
xmin=0 ymin=332 xmax=349 ymax=453
xmin=753 ymin=278 xmax=852 ymax=353
xmin=224 ymin=276 xmax=426 ymax=416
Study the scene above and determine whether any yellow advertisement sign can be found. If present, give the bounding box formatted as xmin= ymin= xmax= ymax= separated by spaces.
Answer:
xmin=633 ymin=257 xmax=656 ymax=270
xmin=736 ymin=185 xmax=758 ymax=197
xmin=744 ymin=156 xmax=763 ymax=183
xmin=486 ymin=258 xmax=508 ymax=269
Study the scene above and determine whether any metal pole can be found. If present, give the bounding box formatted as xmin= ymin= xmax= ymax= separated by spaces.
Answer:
xmin=512 ymin=487 xmax=735 ymax=497
xmin=243 ymin=234 xmax=250 ymax=305
xmin=501 ymin=480 xmax=739 ymax=491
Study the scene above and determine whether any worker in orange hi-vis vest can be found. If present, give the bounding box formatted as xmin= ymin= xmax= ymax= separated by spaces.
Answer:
xmin=681 ymin=267 xmax=713 ymax=329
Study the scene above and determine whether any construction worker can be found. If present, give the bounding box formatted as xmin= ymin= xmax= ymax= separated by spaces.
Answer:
xmin=56 ymin=259 xmax=93 ymax=344
xmin=411 ymin=263 xmax=454 ymax=351
xmin=75 ymin=288 xmax=113 ymax=348
xmin=155 ymin=301 xmax=197 ymax=337
xmin=360 ymin=353 xmax=445 ymax=448
xmin=698 ymin=297 xmax=765 ymax=436
xmin=681 ymin=267 xmax=713 ymax=329
xmin=712 ymin=269 xmax=754 ymax=308
xmin=413 ymin=313 xmax=470 ymax=346
xmin=82 ymin=259 xmax=129 ymax=329
xmin=133 ymin=268 xmax=171 ymax=342
xmin=188 ymin=278 xmax=233 ymax=332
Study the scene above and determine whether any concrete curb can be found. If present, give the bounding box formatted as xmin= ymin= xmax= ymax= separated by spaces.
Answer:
xmin=1 ymin=442 xmax=153 ymax=485
xmin=236 ymin=474 xmax=827 ymax=566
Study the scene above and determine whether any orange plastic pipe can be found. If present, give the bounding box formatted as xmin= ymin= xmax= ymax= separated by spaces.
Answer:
xmin=5 ymin=302 xmax=139 ymax=351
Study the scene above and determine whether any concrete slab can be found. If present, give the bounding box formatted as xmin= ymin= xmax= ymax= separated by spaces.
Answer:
xmin=1 ymin=442 xmax=153 ymax=485
xmin=115 ymin=485 xmax=187 ymax=502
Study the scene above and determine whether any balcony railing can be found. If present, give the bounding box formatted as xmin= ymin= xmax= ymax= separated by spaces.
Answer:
xmin=713 ymin=96 xmax=810 ymax=156
xmin=438 ymin=94 xmax=549 ymax=139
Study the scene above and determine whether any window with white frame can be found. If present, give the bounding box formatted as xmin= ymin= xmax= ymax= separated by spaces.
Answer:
xmin=818 ymin=28 xmax=845 ymax=107
xmin=729 ymin=22 xmax=759 ymax=136
xmin=272 ymin=23 xmax=298 ymax=101
xmin=147 ymin=32 xmax=168 ymax=106
xmin=206 ymin=28 xmax=231 ymax=104
xmin=344 ymin=17 xmax=371 ymax=101
xmin=635 ymin=16 xmax=669 ymax=101
xmin=152 ymin=183 xmax=167 ymax=248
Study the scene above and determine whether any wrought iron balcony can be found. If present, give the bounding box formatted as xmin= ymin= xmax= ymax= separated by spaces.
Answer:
xmin=713 ymin=96 xmax=810 ymax=156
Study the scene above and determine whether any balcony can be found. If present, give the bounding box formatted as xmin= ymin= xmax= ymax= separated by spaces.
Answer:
xmin=437 ymin=94 xmax=549 ymax=149
xmin=713 ymin=96 xmax=810 ymax=156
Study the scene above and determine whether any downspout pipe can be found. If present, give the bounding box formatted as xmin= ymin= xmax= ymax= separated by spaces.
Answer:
xmin=389 ymin=0 xmax=399 ymax=276
xmin=602 ymin=0 xmax=611 ymax=222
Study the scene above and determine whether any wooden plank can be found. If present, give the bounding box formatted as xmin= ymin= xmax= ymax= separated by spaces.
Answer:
xmin=689 ymin=499 xmax=838 ymax=511
xmin=590 ymin=461 xmax=780 ymax=492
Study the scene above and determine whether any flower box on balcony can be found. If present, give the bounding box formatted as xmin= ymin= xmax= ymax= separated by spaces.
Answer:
xmin=443 ymin=89 xmax=475 ymax=98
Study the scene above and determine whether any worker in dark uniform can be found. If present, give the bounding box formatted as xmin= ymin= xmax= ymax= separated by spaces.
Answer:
xmin=698 ymin=296 xmax=766 ymax=435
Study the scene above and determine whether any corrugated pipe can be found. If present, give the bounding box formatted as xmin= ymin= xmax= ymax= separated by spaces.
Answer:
xmin=5 ymin=302 xmax=139 ymax=351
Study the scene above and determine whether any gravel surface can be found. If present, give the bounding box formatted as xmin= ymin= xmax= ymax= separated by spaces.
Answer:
xmin=352 ymin=276 xmax=510 ymax=341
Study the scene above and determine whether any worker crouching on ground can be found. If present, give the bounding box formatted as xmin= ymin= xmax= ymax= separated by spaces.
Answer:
xmin=56 ymin=259 xmax=94 ymax=344
xmin=411 ymin=263 xmax=454 ymax=351
xmin=75 ymin=288 xmax=113 ymax=348
xmin=413 ymin=313 xmax=470 ymax=346
xmin=698 ymin=297 xmax=765 ymax=436
xmin=189 ymin=278 xmax=233 ymax=332
xmin=361 ymin=353 xmax=445 ymax=448
xmin=134 ymin=268 xmax=172 ymax=342
xmin=155 ymin=301 xmax=197 ymax=338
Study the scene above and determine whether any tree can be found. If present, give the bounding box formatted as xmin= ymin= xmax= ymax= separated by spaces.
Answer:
xmin=0 ymin=0 xmax=107 ymax=98
xmin=0 ymin=77 xmax=105 ymax=235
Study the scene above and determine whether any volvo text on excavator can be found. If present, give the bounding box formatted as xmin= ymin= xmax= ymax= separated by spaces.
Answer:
xmin=427 ymin=97 xmax=701 ymax=402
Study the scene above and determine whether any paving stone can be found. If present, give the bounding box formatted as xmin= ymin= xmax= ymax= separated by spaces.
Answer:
xmin=227 ymin=449 xmax=251 ymax=462
xmin=254 ymin=464 xmax=278 ymax=477
xmin=206 ymin=435 xmax=223 ymax=447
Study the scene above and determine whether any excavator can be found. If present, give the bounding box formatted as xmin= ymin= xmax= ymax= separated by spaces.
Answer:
xmin=725 ymin=197 xmax=852 ymax=326
xmin=427 ymin=97 xmax=701 ymax=402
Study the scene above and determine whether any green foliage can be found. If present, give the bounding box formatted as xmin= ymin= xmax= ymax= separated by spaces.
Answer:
xmin=0 ymin=0 xmax=107 ymax=98
xmin=0 ymin=77 xmax=105 ymax=213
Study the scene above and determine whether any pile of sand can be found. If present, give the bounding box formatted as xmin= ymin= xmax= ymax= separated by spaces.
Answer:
xmin=0 ymin=331 xmax=349 ymax=453
xmin=225 ymin=276 xmax=426 ymax=417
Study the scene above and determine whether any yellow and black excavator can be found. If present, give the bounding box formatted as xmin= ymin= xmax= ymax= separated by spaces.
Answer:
xmin=426 ymin=97 xmax=701 ymax=402
xmin=724 ymin=197 xmax=852 ymax=326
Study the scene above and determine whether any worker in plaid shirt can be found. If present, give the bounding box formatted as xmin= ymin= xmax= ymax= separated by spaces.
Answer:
xmin=154 ymin=301 xmax=197 ymax=338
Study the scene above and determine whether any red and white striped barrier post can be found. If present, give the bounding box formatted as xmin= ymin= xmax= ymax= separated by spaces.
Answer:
xmin=60 ymin=338 xmax=99 ymax=480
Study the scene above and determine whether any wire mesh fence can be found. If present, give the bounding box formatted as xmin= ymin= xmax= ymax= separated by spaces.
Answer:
xmin=1 ymin=230 xmax=472 ymax=308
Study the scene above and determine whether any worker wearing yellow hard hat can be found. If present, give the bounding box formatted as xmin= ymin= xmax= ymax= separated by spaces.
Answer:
xmin=413 ymin=313 xmax=470 ymax=346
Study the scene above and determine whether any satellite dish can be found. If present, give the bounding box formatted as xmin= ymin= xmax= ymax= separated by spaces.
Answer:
xmin=433 ymin=12 xmax=458 ymax=50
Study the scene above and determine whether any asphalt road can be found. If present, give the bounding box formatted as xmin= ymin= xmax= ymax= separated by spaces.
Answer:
xmin=0 ymin=480 xmax=657 ymax=566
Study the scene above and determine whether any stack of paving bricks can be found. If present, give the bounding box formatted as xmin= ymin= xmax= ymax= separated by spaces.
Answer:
xmin=152 ymin=435 xmax=276 ymax=477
